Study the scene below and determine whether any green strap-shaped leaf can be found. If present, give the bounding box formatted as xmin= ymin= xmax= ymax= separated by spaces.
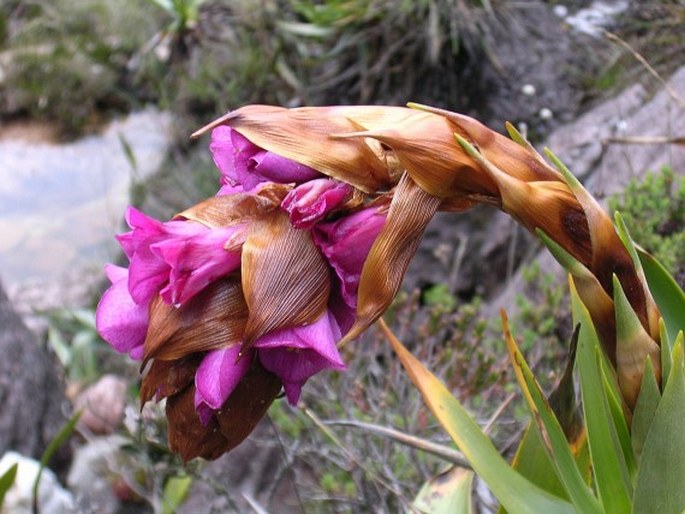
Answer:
xmin=600 ymin=365 xmax=637 ymax=479
xmin=631 ymin=357 xmax=661 ymax=462
xmin=32 ymin=410 xmax=82 ymax=512
xmin=660 ymin=319 xmax=673 ymax=389
xmin=0 ymin=463 xmax=18 ymax=508
xmin=380 ymin=320 xmax=575 ymax=514
xmin=501 ymin=422 xmax=569 ymax=511
xmin=502 ymin=325 xmax=588 ymax=513
xmin=502 ymin=313 xmax=602 ymax=514
xmin=638 ymin=248 xmax=685 ymax=343
xmin=571 ymin=282 xmax=633 ymax=514
xmin=412 ymin=467 xmax=474 ymax=514
xmin=633 ymin=341 xmax=685 ymax=513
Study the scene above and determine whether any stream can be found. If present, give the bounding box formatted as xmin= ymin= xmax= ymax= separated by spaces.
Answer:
xmin=0 ymin=109 xmax=172 ymax=313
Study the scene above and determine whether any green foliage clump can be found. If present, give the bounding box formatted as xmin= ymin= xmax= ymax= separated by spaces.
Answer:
xmin=2 ymin=0 xmax=498 ymax=138
xmin=1 ymin=0 xmax=164 ymax=135
xmin=609 ymin=167 xmax=685 ymax=285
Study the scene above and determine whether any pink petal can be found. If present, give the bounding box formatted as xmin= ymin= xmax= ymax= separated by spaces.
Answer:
xmin=250 ymin=150 xmax=320 ymax=185
xmin=281 ymin=178 xmax=352 ymax=229
xmin=255 ymin=311 xmax=345 ymax=405
xmin=210 ymin=126 xmax=263 ymax=189
xmin=210 ymin=126 xmax=321 ymax=189
xmin=195 ymin=346 xmax=252 ymax=413
xmin=96 ymin=264 xmax=149 ymax=359
xmin=313 ymin=207 xmax=387 ymax=308
xmin=152 ymin=225 xmax=244 ymax=305
xmin=127 ymin=243 xmax=169 ymax=305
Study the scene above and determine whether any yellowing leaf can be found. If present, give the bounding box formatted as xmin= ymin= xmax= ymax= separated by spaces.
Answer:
xmin=380 ymin=319 xmax=575 ymax=514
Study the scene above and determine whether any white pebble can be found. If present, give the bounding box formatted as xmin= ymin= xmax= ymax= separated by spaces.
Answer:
xmin=553 ymin=5 xmax=569 ymax=18
xmin=539 ymin=108 xmax=553 ymax=120
xmin=521 ymin=84 xmax=536 ymax=96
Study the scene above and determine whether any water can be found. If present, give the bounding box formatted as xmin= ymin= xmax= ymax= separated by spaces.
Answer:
xmin=0 ymin=109 xmax=172 ymax=309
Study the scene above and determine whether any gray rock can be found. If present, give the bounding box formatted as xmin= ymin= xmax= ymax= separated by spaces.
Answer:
xmin=66 ymin=436 xmax=128 ymax=514
xmin=486 ymin=65 xmax=685 ymax=317
xmin=0 ymin=279 xmax=72 ymax=475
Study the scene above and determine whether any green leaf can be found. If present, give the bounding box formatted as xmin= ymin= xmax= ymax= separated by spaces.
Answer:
xmin=600 ymin=364 xmax=636 ymax=479
xmin=0 ymin=463 xmax=18 ymax=508
xmin=162 ymin=475 xmax=193 ymax=514
xmin=571 ymin=282 xmax=633 ymax=514
xmin=631 ymin=357 xmax=661 ymax=462
xmin=660 ymin=319 xmax=673 ymax=387
xmin=633 ymin=341 xmax=685 ymax=513
xmin=638 ymin=248 xmax=685 ymax=343
xmin=412 ymin=466 xmax=474 ymax=514
xmin=505 ymin=122 xmax=538 ymax=155
xmin=503 ymin=422 xmax=569 ymax=508
xmin=32 ymin=410 xmax=82 ymax=513
xmin=502 ymin=313 xmax=602 ymax=514
xmin=380 ymin=320 xmax=575 ymax=514
xmin=613 ymin=274 xmax=661 ymax=410
xmin=504 ymin=327 xmax=587 ymax=511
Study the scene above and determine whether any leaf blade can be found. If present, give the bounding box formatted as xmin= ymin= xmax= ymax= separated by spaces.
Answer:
xmin=571 ymin=282 xmax=633 ymax=514
xmin=380 ymin=320 xmax=575 ymax=514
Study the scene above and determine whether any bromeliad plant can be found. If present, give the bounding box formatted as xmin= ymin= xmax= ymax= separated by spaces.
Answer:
xmin=96 ymin=102 xmax=684 ymax=510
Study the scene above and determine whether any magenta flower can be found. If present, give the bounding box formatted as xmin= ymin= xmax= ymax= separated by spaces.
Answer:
xmin=194 ymin=344 xmax=252 ymax=425
xmin=95 ymin=265 xmax=148 ymax=360
xmin=152 ymin=223 xmax=245 ymax=306
xmin=210 ymin=126 xmax=320 ymax=189
xmin=281 ymin=178 xmax=353 ymax=229
xmin=313 ymin=207 xmax=387 ymax=308
xmin=254 ymin=310 xmax=346 ymax=404
xmin=115 ymin=206 xmax=244 ymax=308
xmin=98 ymin=119 xmax=393 ymax=461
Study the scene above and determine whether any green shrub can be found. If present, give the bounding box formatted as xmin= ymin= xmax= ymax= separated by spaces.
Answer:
xmin=609 ymin=167 xmax=685 ymax=284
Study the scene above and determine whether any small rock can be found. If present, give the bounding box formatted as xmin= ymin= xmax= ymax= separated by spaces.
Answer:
xmin=521 ymin=84 xmax=536 ymax=96
xmin=67 ymin=436 xmax=128 ymax=514
xmin=74 ymin=375 xmax=127 ymax=434
xmin=539 ymin=107 xmax=554 ymax=120
xmin=0 ymin=451 xmax=75 ymax=514
xmin=553 ymin=5 xmax=569 ymax=18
